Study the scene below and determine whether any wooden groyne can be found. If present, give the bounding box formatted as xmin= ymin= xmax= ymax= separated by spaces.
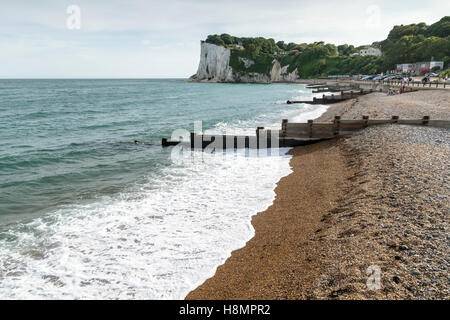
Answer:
xmin=162 ymin=116 xmax=449 ymax=149
xmin=281 ymin=116 xmax=449 ymax=139
xmin=287 ymin=89 xmax=377 ymax=104
xmin=306 ymin=83 xmax=327 ymax=88
xmin=312 ymin=87 xmax=355 ymax=93
xmin=290 ymin=84 xmax=418 ymax=104
xmin=307 ymin=82 xmax=361 ymax=93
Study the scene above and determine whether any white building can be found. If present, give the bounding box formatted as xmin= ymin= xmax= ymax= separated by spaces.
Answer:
xmin=429 ymin=61 xmax=444 ymax=70
xmin=359 ymin=47 xmax=382 ymax=57
xmin=396 ymin=61 xmax=444 ymax=75
xmin=396 ymin=63 xmax=415 ymax=73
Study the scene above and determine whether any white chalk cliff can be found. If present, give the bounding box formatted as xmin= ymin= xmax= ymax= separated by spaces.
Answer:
xmin=193 ymin=42 xmax=234 ymax=82
xmin=190 ymin=42 xmax=300 ymax=83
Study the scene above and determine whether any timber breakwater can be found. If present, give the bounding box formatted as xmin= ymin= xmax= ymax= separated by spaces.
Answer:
xmin=162 ymin=116 xmax=450 ymax=149
xmin=288 ymin=83 xmax=416 ymax=105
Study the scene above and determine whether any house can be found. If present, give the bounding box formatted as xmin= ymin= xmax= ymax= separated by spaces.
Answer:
xmin=359 ymin=47 xmax=382 ymax=57
xmin=396 ymin=63 xmax=415 ymax=74
xmin=421 ymin=60 xmax=444 ymax=73
xmin=396 ymin=61 xmax=444 ymax=75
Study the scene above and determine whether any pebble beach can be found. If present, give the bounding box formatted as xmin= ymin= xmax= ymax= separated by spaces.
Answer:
xmin=187 ymin=90 xmax=450 ymax=300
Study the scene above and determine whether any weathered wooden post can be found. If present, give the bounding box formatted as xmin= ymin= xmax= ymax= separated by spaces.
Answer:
xmin=222 ymin=134 xmax=227 ymax=150
xmin=281 ymin=119 xmax=288 ymax=137
xmin=190 ymin=132 xmax=204 ymax=149
xmin=362 ymin=115 xmax=369 ymax=128
xmin=422 ymin=116 xmax=430 ymax=126
xmin=256 ymin=126 xmax=264 ymax=149
xmin=266 ymin=129 xmax=272 ymax=149
xmin=190 ymin=132 xmax=195 ymax=149
xmin=334 ymin=115 xmax=341 ymax=136
xmin=307 ymin=120 xmax=313 ymax=138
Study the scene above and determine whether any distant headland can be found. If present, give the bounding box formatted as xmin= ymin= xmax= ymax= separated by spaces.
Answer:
xmin=190 ymin=16 xmax=450 ymax=83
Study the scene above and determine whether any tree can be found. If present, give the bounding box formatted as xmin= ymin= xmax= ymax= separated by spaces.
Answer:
xmin=276 ymin=41 xmax=286 ymax=51
xmin=426 ymin=16 xmax=450 ymax=37
xmin=220 ymin=33 xmax=234 ymax=45
xmin=205 ymin=34 xmax=225 ymax=46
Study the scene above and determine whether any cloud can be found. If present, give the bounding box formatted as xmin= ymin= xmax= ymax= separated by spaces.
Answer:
xmin=0 ymin=0 xmax=448 ymax=77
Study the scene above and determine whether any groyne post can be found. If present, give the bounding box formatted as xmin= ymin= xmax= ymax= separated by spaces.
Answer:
xmin=333 ymin=116 xmax=341 ymax=136
xmin=190 ymin=132 xmax=203 ymax=149
xmin=256 ymin=126 xmax=264 ymax=149
xmin=308 ymin=120 xmax=313 ymax=138
xmin=362 ymin=115 xmax=369 ymax=128
xmin=281 ymin=119 xmax=288 ymax=137
xmin=190 ymin=132 xmax=195 ymax=149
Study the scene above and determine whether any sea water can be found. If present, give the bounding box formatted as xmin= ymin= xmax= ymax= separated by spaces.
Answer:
xmin=0 ymin=79 xmax=327 ymax=299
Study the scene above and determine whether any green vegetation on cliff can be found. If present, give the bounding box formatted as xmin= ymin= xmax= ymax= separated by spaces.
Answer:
xmin=380 ymin=16 xmax=450 ymax=70
xmin=205 ymin=16 xmax=449 ymax=77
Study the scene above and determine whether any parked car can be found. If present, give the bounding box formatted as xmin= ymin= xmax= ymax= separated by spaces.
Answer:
xmin=385 ymin=74 xmax=403 ymax=80
xmin=372 ymin=75 xmax=384 ymax=81
xmin=425 ymin=72 xmax=439 ymax=77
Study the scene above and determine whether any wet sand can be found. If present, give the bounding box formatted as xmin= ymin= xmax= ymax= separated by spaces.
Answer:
xmin=187 ymin=140 xmax=350 ymax=299
xmin=187 ymin=90 xmax=449 ymax=300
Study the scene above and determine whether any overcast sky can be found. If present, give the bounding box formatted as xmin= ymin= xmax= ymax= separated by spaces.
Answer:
xmin=0 ymin=0 xmax=447 ymax=78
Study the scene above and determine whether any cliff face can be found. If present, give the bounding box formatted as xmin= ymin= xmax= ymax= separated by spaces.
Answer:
xmin=271 ymin=60 xmax=299 ymax=82
xmin=190 ymin=42 xmax=299 ymax=83
xmin=193 ymin=42 xmax=234 ymax=82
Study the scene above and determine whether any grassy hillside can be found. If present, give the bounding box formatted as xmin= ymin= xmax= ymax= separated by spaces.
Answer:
xmin=205 ymin=16 xmax=449 ymax=78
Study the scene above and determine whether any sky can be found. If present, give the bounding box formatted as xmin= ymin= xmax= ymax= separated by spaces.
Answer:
xmin=0 ymin=0 xmax=448 ymax=78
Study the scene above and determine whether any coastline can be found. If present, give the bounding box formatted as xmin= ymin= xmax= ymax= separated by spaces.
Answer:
xmin=186 ymin=139 xmax=350 ymax=299
xmin=186 ymin=90 xmax=450 ymax=299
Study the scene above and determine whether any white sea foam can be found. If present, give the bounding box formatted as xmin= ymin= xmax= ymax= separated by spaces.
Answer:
xmin=0 ymin=97 xmax=328 ymax=299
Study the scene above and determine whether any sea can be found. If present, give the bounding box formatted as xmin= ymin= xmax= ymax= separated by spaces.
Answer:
xmin=0 ymin=79 xmax=327 ymax=299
